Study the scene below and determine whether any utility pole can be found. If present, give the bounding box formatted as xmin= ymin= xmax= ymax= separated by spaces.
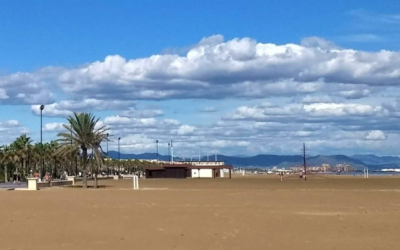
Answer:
xmin=156 ymin=140 xmax=159 ymax=162
xmin=171 ymin=139 xmax=174 ymax=163
xmin=303 ymin=143 xmax=307 ymax=181
xmin=168 ymin=143 xmax=170 ymax=162
xmin=40 ymin=105 xmax=45 ymax=179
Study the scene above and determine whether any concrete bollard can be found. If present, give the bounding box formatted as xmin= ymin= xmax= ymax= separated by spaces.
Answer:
xmin=27 ymin=178 xmax=38 ymax=190
xmin=133 ymin=175 xmax=139 ymax=190
xmin=67 ymin=176 xmax=76 ymax=185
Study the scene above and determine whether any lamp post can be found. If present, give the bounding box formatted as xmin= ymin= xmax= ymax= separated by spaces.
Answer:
xmin=156 ymin=140 xmax=159 ymax=162
xmin=70 ymin=124 xmax=72 ymax=176
xmin=106 ymin=133 xmax=109 ymax=175
xmin=168 ymin=143 xmax=170 ymax=162
xmin=118 ymin=137 xmax=121 ymax=160
xmin=118 ymin=137 xmax=121 ymax=175
xmin=40 ymin=105 xmax=45 ymax=179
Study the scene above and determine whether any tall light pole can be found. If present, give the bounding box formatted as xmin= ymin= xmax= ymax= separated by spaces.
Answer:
xmin=156 ymin=140 xmax=159 ymax=162
xmin=70 ymin=124 xmax=72 ymax=175
xmin=171 ymin=139 xmax=173 ymax=163
xmin=40 ymin=105 xmax=45 ymax=178
xmin=118 ymin=137 xmax=121 ymax=175
xmin=118 ymin=137 xmax=121 ymax=160
xmin=303 ymin=143 xmax=307 ymax=181
xmin=107 ymin=133 xmax=109 ymax=156
xmin=168 ymin=143 xmax=170 ymax=162
xmin=106 ymin=133 xmax=109 ymax=175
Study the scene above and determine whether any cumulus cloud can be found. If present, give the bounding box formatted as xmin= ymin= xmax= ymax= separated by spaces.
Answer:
xmin=300 ymin=95 xmax=335 ymax=104
xmin=365 ymin=130 xmax=387 ymax=140
xmin=31 ymin=99 xmax=139 ymax=117
xmin=301 ymin=37 xmax=340 ymax=50
xmin=0 ymin=120 xmax=29 ymax=144
xmin=0 ymin=67 xmax=59 ymax=105
xmin=227 ymin=102 xmax=387 ymax=121
xmin=55 ymin=36 xmax=400 ymax=100
xmin=339 ymin=89 xmax=371 ymax=99
xmin=43 ymin=122 xmax=67 ymax=132
xmin=31 ymin=103 xmax=73 ymax=117
xmin=4 ymin=35 xmax=400 ymax=156
xmin=120 ymin=106 xmax=163 ymax=118
xmin=176 ymin=125 xmax=196 ymax=135
xmin=2 ymin=35 xmax=400 ymax=105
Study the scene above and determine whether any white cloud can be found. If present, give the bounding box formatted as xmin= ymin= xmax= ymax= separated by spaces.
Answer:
xmin=300 ymin=95 xmax=335 ymax=104
xmin=227 ymin=102 xmax=387 ymax=122
xmin=31 ymin=99 xmax=140 ymax=117
xmin=176 ymin=125 xmax=196 ymax=135
xmin=31 ymin=104 xmax=73 ymax=117
xmin=365 ymin=130 xmax=387 ymax=140
xmin=0 ymin=89 xmax=9 ymax=99
xmin=3 ymin=35 xmax=400 ymax=156
xmin=0 ymin=67 xmax=58 ymax=104
xmin=43 ymin=122 xmax=67 ymax=132
xmin=2 ymin=35 xmax=399 ymax=105
xmin=0 ymin=120 xmax=28 ymax=144
xmin=339 ymin=89 xmax=371 ymax=99
xmin=2 ymin=120 xmax=20 ymax=126
xmin=104 ymin=115 xmax=131 ymax=125
xmin=303 ymin=103 xmax=383 ymax=117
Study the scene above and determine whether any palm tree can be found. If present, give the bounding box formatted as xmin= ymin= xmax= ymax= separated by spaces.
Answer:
xmin=0 ymin=145 xmax=6 ymax=182
xmin=0 ymin=145 xmax=18 ymax=182
xmin=57 ymin=112 xmax=107 ymax=188
xmin=12 ymin=134 xmax=33 ymax=177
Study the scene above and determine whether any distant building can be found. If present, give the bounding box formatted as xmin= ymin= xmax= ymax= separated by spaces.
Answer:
xmin=145 ymin=163 xmax=232 ymax=179
xmin=178 ymin=161 xmax=225 ymax=166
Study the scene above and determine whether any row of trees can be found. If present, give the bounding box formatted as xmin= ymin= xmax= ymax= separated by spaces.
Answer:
xmin=0 ymin=112 xmax=160 ymax=188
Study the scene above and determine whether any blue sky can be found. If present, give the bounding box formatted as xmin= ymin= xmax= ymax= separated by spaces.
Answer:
xmin=1 ymin=0 xmax=400 ymax=156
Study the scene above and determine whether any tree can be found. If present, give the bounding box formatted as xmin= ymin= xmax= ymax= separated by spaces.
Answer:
xmin=57 ymin=112 xmax=107 ymax=188
xmin=11 ymin=134 xmax=33 ymax=177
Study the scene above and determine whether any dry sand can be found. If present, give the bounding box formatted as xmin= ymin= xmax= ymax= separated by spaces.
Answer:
xmin=1 ymin=174 xmax=400 ymax=250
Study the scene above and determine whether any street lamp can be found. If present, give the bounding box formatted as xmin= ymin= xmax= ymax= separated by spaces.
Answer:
xmin=156 ymin=140 xmax=159 ymax=162
xmin=168 ymin=142 xmax=170 ymax=162
xmin=40 ymin=105 xmax=45 ymax=178
xmin=70 ymin=124 xmax=72 ymax=176
xmin=106 ymin=133 xmax=109 ymax=176
xmin=118 ymin=137 xmax=121 ymax=175
xmin=106 ymin=133 xmax=109 ymax=156
xmin=118 ymin=137 xmax=121 ymax=160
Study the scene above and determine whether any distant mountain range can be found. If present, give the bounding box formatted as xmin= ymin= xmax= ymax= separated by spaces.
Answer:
xmin=107 ymin=151 xmax=400 ymax=170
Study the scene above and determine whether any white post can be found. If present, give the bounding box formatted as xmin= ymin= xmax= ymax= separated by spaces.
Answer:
xmin=133 ymin=175 xmax=139 ymax=190
xmin=67 ymin=176 xmax=76 ymax=185
xmin=363 ymin=167 xmax=366 ymax=178
xmin=367 ymin=167 xmax=369 ymax=179
xmin=242 ymin=169 xmax=245 ymax=176
xmin=27 ymin=178 xmax=38 ymax=190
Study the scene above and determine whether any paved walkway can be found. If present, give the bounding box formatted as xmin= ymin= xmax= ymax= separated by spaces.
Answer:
xmin=0 ymin=182 xmax=27 ymax=189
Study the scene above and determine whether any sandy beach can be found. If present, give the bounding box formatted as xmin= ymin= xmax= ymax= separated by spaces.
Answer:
xmin=0 ymin=175 xmax=399 ymax=250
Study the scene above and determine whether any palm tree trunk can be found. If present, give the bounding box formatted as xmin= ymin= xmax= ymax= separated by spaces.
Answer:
xmin=4 ymin=165 xmax=7 ymax=183
xmin=22 ymin=160 xmax=25 ymax=179
xmin=94 ymin=171 xmax=98 ymax=188
xmin=82 ymin=148 xmax=88 ymax=188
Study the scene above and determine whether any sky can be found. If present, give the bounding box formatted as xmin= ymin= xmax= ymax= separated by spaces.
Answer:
xmin=1 ymin=0 xmax=400 ymax=157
